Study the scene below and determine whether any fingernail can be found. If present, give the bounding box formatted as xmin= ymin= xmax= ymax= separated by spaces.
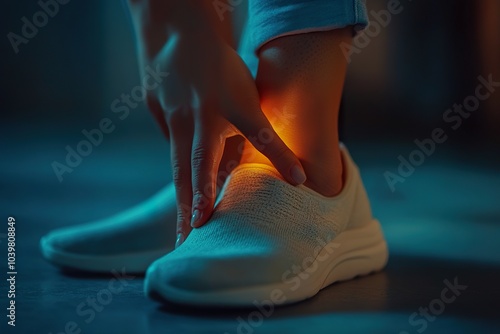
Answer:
xmin=290 ymin=164 xmax=307 ymax=184
xmin=175 ymin=233 xmax=184 ymax=248
xmin=191 ymin=209 xmax=202 ymax=227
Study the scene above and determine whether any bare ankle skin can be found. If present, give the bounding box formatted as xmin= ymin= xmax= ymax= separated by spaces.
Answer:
xmin=240 ymin=28 xmax=352 ymax=197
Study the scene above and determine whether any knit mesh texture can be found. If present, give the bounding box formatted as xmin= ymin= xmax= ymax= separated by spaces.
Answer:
xmin=151 ymin=158 xmax=361 ymax=292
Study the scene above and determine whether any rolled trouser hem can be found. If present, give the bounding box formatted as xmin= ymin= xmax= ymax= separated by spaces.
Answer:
xmin=249 ymin=0 xmax=368 ymax=53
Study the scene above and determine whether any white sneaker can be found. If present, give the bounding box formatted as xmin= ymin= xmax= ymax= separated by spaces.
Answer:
xmin=40 ymin=184 xmax=177 ymax=273
xmin=144 ymin=145 xmax=388 ymax=306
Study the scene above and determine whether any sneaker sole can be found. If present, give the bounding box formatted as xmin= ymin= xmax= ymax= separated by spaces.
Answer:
xmin=145 ymin=219 xmax=389 ymax=306
xmin=40 ymin=237 xmax=169 ymax=274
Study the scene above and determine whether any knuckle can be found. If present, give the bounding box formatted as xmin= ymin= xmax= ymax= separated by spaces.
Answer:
xmin=176 ymin=216 xmax=188 ymax=231
xmin=191 ymin=144 xmax=217 ymax=199
xmin=192 ymin=189 xmax=213 ymax=207
xmin=176 ymin=204 xmax=191 ymax=229
xmin=191 ymin=145 xmax=215 ymax=169
xmin=171 ymin=161 xmax=188 ymax=187
xmin=264 ymin=141 xmax=289 ymax=161
xmin=178 ymin=203 xmax=191 ymax=218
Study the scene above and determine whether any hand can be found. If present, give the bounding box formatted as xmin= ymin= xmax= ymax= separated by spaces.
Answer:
xmin=146 ymin=32 xmax=306 ymax=247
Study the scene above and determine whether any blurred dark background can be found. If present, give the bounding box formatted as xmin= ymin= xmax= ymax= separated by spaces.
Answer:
xmin=2 ymin=0 xmax=499 ymax=142
xmin=2 ymin=0 xmax=498 ymax=208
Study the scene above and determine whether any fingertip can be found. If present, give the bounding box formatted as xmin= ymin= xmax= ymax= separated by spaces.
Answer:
xmin=190 ymin=188 xmax=216 ymax=228
xmin=290 ymin=164 xmax=307 ymax=185
xmin=175 ymin=233 xmax=185 ymax=248
xmin=191 ymin=205 xmax=215 ymax=228
xmin=239 ymin=116 xmax=306 ymax=186
xmin=190 ymin=208 xmax=203 ymax=228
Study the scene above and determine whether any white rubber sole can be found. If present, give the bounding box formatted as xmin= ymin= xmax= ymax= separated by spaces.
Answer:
xmin=40 ymin=237 xmax=169 ymax=274
xmin=145 ymin=219 xmax=389 ymax=306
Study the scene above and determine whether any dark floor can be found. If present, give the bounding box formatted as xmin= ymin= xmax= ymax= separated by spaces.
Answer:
xmin=1 ymin=127 xmax=500 ymax=334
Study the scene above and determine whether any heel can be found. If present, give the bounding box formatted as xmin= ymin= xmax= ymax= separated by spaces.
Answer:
xmin=321 ymin=219 xmax=389 ymax=288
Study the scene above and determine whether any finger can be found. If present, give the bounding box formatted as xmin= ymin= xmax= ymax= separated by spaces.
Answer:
xmin=232 ymin=111 xmax=306 ymax=185
xmin=190 ymin=119 xmax=225 ymax=228
xmin=168 ymin=111 xmax=194 ymax=248
xmin=147 ymin=96 xmax=170 ymax=140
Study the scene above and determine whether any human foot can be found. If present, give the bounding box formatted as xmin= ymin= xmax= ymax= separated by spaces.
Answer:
xmin=40 ymin=184 xmax=177 ymax=273
xmin=240 ymin=139 xmax=344 ymax=197
xmin=248 ymin=28 xmax=353 ymax=197
xmin=144 ymin=145 xmax=388 ymax=306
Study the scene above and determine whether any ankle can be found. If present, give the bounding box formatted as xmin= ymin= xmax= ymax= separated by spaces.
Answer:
xmin=302 ymin=157 xmax=343 ymax=197
xmin=241 ymin=143 xmax=344 ymax=197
